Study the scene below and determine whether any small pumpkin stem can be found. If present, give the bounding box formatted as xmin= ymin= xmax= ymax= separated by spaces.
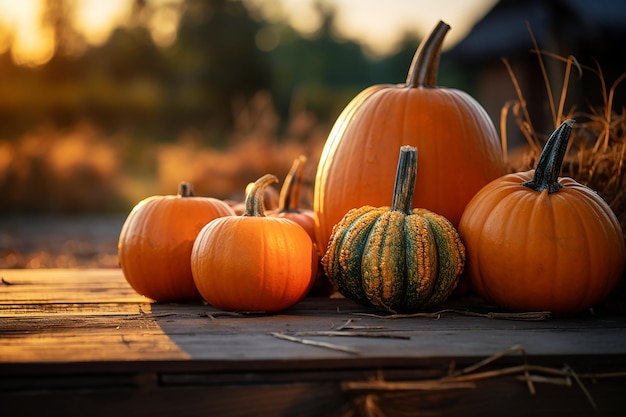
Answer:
xmin=243 ymin=174 xmax=279 ymax=217
xmin=522 ymin=119 xmax=575 ymax=193
xmin=391 ymin=146 xmax=418 ymax=214
xmin=178 ymin=182 xmax=194 ymax=197
xmin=279 ymin=155 xmax=307 ymax=212
xmin=406 ymin=20 xmax=450 ymax=88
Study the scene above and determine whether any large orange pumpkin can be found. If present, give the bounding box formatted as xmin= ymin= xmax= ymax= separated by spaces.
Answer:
xmin=191 ymin=174 xmax=315 ymax=313
xmin=118 ymin=182 xmax=235 ymax=302
xmin=459 ymin=120 xmax=626 ymax=314
xmin=313 ymin=20 xmax=505 ymax=252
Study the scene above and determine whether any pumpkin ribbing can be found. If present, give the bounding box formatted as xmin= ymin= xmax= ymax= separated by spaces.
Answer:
xmin=322 ymin=146 xmax=465 ymax=312
xmin=118 ymin=181 xmax=235 ymax=302
xmin=459 ymin=120 xmax=626 ymax=314
xmin=191 ymin=174 xmax=314 ymax=313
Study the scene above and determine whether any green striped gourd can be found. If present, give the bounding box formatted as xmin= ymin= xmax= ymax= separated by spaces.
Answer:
xmin=321 ymin=146 xmax=465 ymax=312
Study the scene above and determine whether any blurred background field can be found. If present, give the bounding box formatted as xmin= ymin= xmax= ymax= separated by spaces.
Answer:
xmin=0 ymin=0 xmax=624 ymax=268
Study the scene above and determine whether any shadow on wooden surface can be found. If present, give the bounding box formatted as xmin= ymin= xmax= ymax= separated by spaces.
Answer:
xmin=1 ymin=268 xmax=626 ymax=416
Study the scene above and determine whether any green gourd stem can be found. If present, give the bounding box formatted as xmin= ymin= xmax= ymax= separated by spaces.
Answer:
xmin=177 ymin=182 xmax=194 ymax=197
xmin=406 ymin=20 xmax=450 ymax=88
xmin=391 ymin=146 xmax=418 ymax=214
xmin=278 ymin=155 xmax=307 ymax=212
xmin=243 ymin=174 xmax=278 ymax=217
xmin=522 ymin=119 xmax=575 ymax=193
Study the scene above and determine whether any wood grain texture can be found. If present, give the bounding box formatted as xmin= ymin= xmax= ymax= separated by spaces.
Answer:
xmin=2 ymin=268 xmax=626 ymax=367
xmin=1 ymin=268 xmax=626 ymax=416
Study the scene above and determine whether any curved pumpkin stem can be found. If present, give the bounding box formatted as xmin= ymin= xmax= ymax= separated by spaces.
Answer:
xmin=406 ymin=20 xmax=450 ymax=88
xmin=278 ymin=155 xmax=307 ymax=213
xmin=244 ymin=174 xmax=278 ymax=217
xmin=178 ymin=182 xmax=194 ymax=197
xmin=391 ymin=146 xmax=418 ymax=214
xmin=522 ymin=119 xmax=575 ymax=194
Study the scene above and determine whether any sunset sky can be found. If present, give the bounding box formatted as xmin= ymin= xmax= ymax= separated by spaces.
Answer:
xmin=0 ymin=0 xmax=132 ymax=65
xmin=245 ymin=0 xmax=498 ymax=55
xmin=0 ymin=0 xmax=498 ymax=66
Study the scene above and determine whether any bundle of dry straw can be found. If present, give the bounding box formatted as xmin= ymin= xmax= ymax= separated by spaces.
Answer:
xmin=502 ymin=50 xmax=625 ymax=230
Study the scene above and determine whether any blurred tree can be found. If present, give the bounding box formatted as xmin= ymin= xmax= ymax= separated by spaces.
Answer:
xmin=164 ymin=0 xmax=271 ymax=137
xmin=42 ymin=0 xmax=86 ymax=58
xmin=265 ymin=4 xmax=425 ymax=128
xmin=266 ymin=2 xmax=370 ymax=125
xmin=371 ymin=31 xmax=423 ymax=83
xmin=0 ymin=0 xmax=434 ymax=142
xmin=0 ymin=0 xmax=469 ymax=214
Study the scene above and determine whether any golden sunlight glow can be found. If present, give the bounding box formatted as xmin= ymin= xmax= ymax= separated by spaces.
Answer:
xmin=0 ymin=0 xmax=181 ymax=66
xmin=0 ymin=0 xmax=132 ymax=66
xmin=148 ymin=5 xmax=181 ymax=48
xmin=73 ymin=0 xmax=132 ymax=46
xmin=329 ymin=0 xmax=500 ymax=55
xmin=243 ymin=0 xmax=499 ymax=56
xmin=0 ymin=0 xmax=54 ymax=66
xmin=0 ymin=0 xmax=498 ymax=65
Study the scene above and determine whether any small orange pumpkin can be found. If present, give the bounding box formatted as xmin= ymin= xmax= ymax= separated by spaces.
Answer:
xmin=118 ymin=182 xmax=235 ymax=302
xmin=459 ymin=120 xmax=626 ymax=314
xmin=191 ymin=174 xmax=315 ymax=312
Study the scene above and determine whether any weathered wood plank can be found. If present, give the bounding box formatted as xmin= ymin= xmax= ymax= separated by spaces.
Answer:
xmin=0 ymin=268 xmax=147 ymax=304
xmin=0 ymin=302 xmax=148 ymax=317
xmin=2 ymin=375 xmax=624 ymax=417
xmin=0 ymin=380 xmax=351 ymax=417
xmin=1 ymin=268 xmax=626 ymax=366
xmin=1 ymin=268 xmax=626 ymax=416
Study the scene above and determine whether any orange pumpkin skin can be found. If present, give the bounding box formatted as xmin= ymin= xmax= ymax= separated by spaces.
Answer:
xmin=118 ymin=183 xmax=235 ymax=302
xmin=459 ymin=121 xmax=626 ymax=314
xmin=268 ymin=156 xmax=335 ymax=296
xmin=313 ymin=21 xmax=504 ymax=252
xmin=191 ymin=175 xmax=314 ymax=313
xmin=271 ymin=205 xmax=329 ymax=297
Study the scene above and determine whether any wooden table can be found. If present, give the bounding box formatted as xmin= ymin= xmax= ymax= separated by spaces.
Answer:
xmin=1 ymin=269 xmax=625 ymax=416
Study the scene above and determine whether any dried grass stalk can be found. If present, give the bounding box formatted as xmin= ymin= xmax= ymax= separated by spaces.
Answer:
xmin=351 ymin=309 xmax=550 ymax=321
xmin=342 ymin=344 xmax=626 ymax=413
xmin=269 ymin=331 xmax=361 ymax=355
xmin=502 ymin=41 xmax=626 ymax=236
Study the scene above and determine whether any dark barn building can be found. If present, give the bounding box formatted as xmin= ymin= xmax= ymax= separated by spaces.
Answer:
xmin=445 ymin=0 xmax=626 ymax=149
